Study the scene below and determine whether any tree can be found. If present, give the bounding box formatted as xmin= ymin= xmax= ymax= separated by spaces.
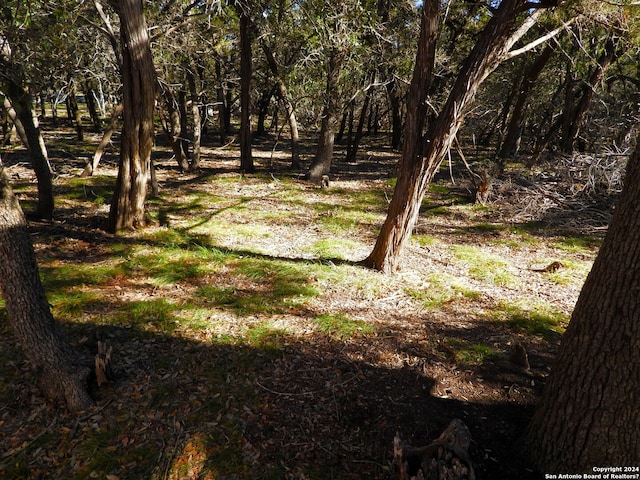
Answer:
xmin=107 ymin=0 xmax=156 ymax=233
xmin=363 ymin=0 xmax=560 ymax=272
xmin=525 ymin=129 xmax=640 ymax=470
xmin=0 ymin=159 xmax=94 ymax=411
xmin=238 ymin=4 xmax=255 ymax=173
xmin=0 ymin=26 xmax=55 ymax=220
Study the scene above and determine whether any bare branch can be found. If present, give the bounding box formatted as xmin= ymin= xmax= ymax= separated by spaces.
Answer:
xmin=505 ymin=17 xmax=580 ymax=60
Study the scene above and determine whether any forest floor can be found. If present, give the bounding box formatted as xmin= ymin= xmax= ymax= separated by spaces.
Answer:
xmin=0 ymin=125 xmax=623 ymax=479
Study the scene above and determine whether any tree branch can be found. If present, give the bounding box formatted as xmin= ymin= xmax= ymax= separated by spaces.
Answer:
xmin=505 ymin=17 xmax=579 ymax=60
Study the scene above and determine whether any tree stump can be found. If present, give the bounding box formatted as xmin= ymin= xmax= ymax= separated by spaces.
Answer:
xmin=95 ymin=340 xmax=114 ymax=387
xmin=394 ymin=419 xmax=475 ymax=480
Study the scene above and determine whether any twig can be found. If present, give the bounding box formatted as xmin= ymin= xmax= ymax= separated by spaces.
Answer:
xmin=1 ymin=418 xmax=57 ymax=460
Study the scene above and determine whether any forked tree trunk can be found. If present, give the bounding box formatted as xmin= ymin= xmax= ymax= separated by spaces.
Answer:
xmin=107 ymin=0 xmax=156 ymax=233
xmin=239 ymin=10 xmax=254 ymax=173
xmin=307 ymin=48 xmax=345 ymax=182
xmin=525 ymin=132 xmax=640 ymax=470
xmin=0 ymin=163 xmax=94 ymax=411
xmin=363 ymin=0 xmax=544 ymax=272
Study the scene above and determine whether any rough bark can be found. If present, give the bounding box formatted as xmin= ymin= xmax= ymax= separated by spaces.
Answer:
xmin=107 ymin=0 xmax=156 ymax=233
xmin=239 ymin=10 xmax=254 ymax=173
xmin=307 ymin=48 xmax=345 ymax=182
xmin=0 ymin=162 xmax=94 ymax=411
xmin=525 ymin=131 xmax=640 ymax=471
xmin=363 ymin=0 xmax=544 ymax=272
xmin=361 ymin=0 xmax=440 ymax=271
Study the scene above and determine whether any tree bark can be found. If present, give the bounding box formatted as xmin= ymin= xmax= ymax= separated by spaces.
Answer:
xmin=239 ymin=10 xmax=254 ymax=173
xmin=361 ymin=0 xmax=440 ymax=271
xmin=307 ymin=48 xmax=345 ymax=182
xmin=363 ymin=0 xmax=544 ymax=272
xmin=0 ymin=162 xmax=94 ymax=411
xmin=107 ymin=0 xmax=156 ymax=233
xmin=525 ymin=131 xmax=640 ymax=470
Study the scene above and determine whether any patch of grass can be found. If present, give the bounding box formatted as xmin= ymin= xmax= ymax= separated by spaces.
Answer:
xmin=245 ymin=321 xmax=289 ymax=351
xmin=305 ymin=238 xmax=363 ymax=260
xmin=63 ymin=176 xmax=113 ymax=203
xmin=429 ymin=184 xmax=450 ymax=194
xmin=470 ymin=222 xmax=506 ymax=233
xmin=451 ymin=245 xmax=516 ymax=286
xmin=406 ymin=274 xmax=483 ymax=310
xmin=444 ymin=339 xmax=499 ymax=365
xmin=195 ymin=258 xmax=317 ymax=316
xmin=493 ymin=300 xmax=569 ymax=338
xmin=412 ymin=234 xmax=439 ymax=247
xmin=553 ymin=235 xmax=602 ymax=254
xmin=115 ymin=298 xmax=180 ymax=333
xmin=313 ymin=313 xmax=374 ymax=339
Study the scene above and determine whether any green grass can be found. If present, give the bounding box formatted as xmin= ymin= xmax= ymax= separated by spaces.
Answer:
xmin=305 ymin=238 xmax=363 ymax=259
xmin=406 ymin=273 xmax=483 ymax=310
xmin=444 ymin=339 xmax=499 ymax=365
xmin=493 ymin=300 xmax=569 ymax=338
xmin=451 ymin=245 xmax=517 ymax=286
xmin=313 ymin=313 xmax=374 ymax=339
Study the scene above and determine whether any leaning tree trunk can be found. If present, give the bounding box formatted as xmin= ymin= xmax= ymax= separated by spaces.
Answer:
xmin=82 ymin=103 xmax=123 ymax=177
xmin=107 ymin=0 xmax=156 ymax=233
xmin=307 ymin=48 xmax=345 ymax=182
xmin=239 ymin=10 xmax=254 ymax=173
xmin=363 ymin=0 xmax=544 ymax=272
xmin=525 ymin=131 xmax=640 ymax=471
xmin=4 ymin=82 xmax=55 ymax=220
xmin=0 ymin=162 xmax=94 ymax=411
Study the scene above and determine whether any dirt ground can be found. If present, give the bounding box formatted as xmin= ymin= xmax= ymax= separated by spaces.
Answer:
xmin=0 ymin=128 xmax=615 ymax=479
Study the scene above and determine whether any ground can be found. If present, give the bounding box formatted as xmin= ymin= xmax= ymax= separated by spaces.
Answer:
xmin=0 ymin=125 xmax=619 ymax=479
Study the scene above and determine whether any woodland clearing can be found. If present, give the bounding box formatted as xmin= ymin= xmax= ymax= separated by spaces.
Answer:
xmin=0 ymin=125 xmax=618 ymax=479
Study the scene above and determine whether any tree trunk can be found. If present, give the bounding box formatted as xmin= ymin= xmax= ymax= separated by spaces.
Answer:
xmin=525 ymin=131 xmax=640 ymax=471
xmin=186 ymin=68 xmax=202 ymax=171
xmin=107 ymin=0 xmax=156 ymax=233
xmin=307 ymin=48 xmax=344 ymax=182
xmin=499 ymin=42 xmax=556 ymax=161
xmin=0 ymin=163 xmax=94 ymax=411
xmin=84 ymin=84 xmax=103 ymax=132
xmin=82 ymin=103 xmax=123 ymax=177
xmin=346 ymin=79 xmax=373 ymax=163
xmin=363 ymin=0 xmax=543 ymax=272
xmin=560 ymin=36 xmax=619 ymax=154
xmin=67 ymin=80 xmax=84 ymax=141
xmin=159 ymin=88 xmax=188 ymax=172
xmin=4 ymin=83 xmax=55 ymax=220
xmin=215 ymin=59 xmax=230 ymax=144
xmin=239 ymin=10 xmax=254 ymax=173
